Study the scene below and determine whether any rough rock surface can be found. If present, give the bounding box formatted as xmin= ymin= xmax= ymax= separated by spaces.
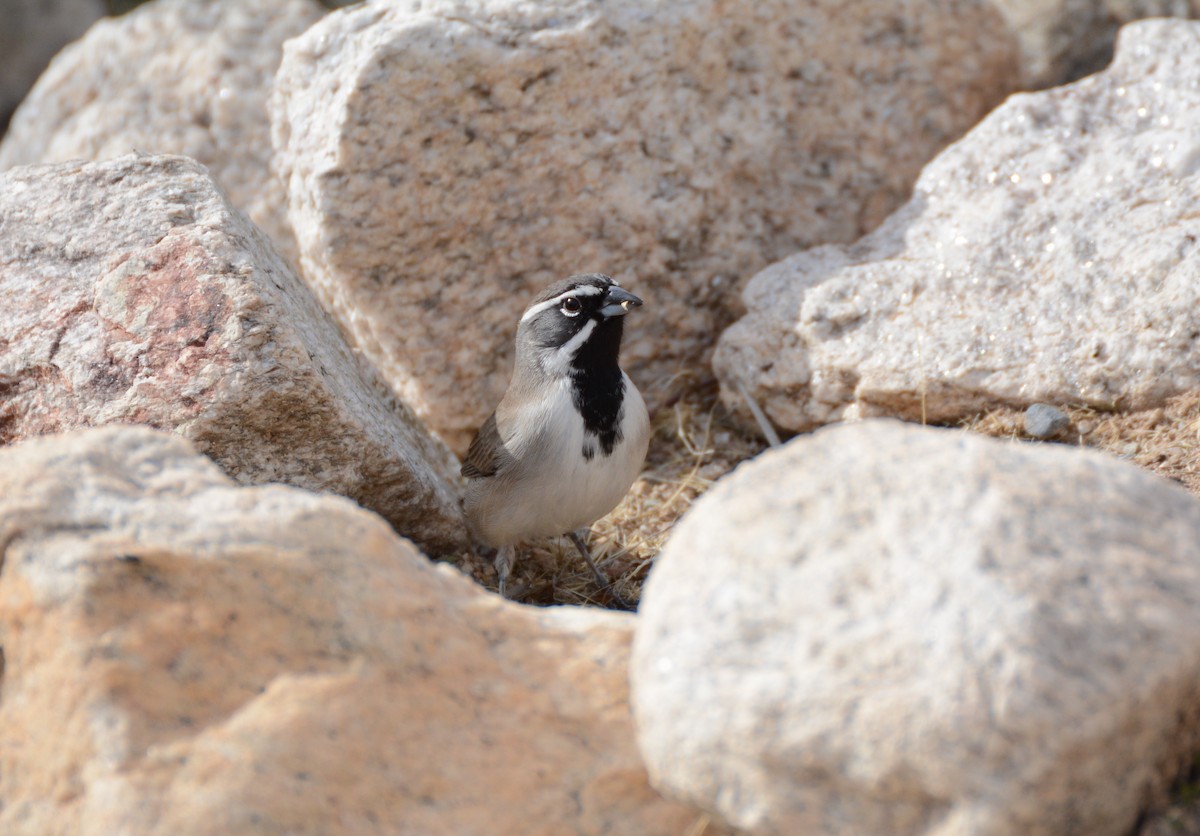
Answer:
xmin=0 ymin=154 xmax=465 ymax=555
xmin=0 ymin=0 xmax=323 ymax=266
xmin=993 ymin=0 xmax=1200 ymax=87
xmin=715 ymin=20 xmax=1200 ymax=435
xmin=0 ymin=0 xmax=105 ymax=128
xmin=0 ymin=426 xmax=696 ymax=835
xmin=632 ymin=420 xmax=1200 ymax=836
xmin=271 ymin=0 xmax=1018 ymax=452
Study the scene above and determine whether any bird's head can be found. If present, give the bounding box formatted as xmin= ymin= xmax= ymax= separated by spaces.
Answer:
xmin=516 ymin=274 xmax=642 ymax=378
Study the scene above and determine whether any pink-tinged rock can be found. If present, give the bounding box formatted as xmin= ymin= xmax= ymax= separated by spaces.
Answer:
xmin=0 ymin=425 xmax=697 ymax=834
xmin=0 ymin=154 xmax=466 ymax=555
xmin=270 ymin=0 xmax=1018 ymax=452
xmin=0 ymin=0 xmax=324 ymax=266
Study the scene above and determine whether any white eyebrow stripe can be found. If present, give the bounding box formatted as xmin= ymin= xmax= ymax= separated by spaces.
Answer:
xmin=519 ymin=284 xmax=605 ymax=322
xmin=519 ymin=297 xmax=563 ymax=323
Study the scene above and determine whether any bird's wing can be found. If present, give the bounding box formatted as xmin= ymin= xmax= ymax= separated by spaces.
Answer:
xmin=461 ymin=411 xmax=504 ymax=478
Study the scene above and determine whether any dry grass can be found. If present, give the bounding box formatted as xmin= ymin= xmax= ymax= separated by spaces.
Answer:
xmin=454 ymin=374 xmax=767 ymax=609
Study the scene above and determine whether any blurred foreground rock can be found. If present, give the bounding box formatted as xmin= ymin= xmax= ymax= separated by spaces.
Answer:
xmin=0 ymin=154 xmax=465 ymax=555
xmin=716 ymin=20 xmax=1200 ymax=435
xmin=0 ymin=0 xmax=105 ymax=129
xmin=271 ymin=0 xmax=1018 ymax=452
xmin=633 ymin=420 xmax=1200 ymax=836
xmin=0 ymin=0 xmax=323 ymax=265
xmin=0 ymin=426 xmax=694 ymax=835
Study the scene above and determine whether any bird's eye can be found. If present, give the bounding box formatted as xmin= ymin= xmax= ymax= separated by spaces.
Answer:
xmin=561 ymin=297 xmax=582 ymax=316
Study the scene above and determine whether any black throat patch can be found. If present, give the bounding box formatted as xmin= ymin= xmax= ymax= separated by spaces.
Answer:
xmin=570 ymin=317 xmax=626 ymax=459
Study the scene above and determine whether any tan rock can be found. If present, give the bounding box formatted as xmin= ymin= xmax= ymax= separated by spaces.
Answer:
xmin=270 ymin=0 xmax=1018 ymax=452
xmin=0 ymin=0 xmax=323 ymax=266
xmin=0 ymin=425 xmax=696 ymax=835
xmin=992 ymin=0 xmax=1200 ymax=87
xmin=715 ymin=19 xmax=1200 ymax=436
xmin=0 ymin=0 xmax=105 ymax=126
xmin=0 ymin=154 xmax=465 ymax=555
xmin=632 ymin=420 xmax=1200 ymax=836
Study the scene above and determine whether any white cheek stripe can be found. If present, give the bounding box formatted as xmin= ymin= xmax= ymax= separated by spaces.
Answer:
xmin=520 ymin=284 xmax=605 ymax=323
xmin=540 ymin=317 xmax=597 ymax=376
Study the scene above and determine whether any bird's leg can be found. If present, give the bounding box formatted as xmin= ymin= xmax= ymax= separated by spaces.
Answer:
xmin=568 ymin=530 xmax=608 ymax=589
xmin=494 ymin=545 xmax=515 ymax=599
xmin=568 ymin=530 xmax=633 ymax=610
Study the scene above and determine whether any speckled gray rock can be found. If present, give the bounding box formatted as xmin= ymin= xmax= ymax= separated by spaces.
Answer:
xmin=0 ymin=425 xmax=695 ymax=834
xmin=0 ymin=0 xmax=104 ymax=126
xmin=0 ymin=154 xmax=466 ymax=555
xmin=0 ymin=0 xmax=324 ymax=266
xmin=1024 ymin=402 xmax=1071 ymax=438
xmin=993 ymin=0 xmax=1200 ymax=87
xmin=715 ymin=20 xmax=1200 ymax=436
xmin=633 ymin=420 xmax=1200 ymax=836
xmin=271 ymin=0 xmax=1018 ymax=452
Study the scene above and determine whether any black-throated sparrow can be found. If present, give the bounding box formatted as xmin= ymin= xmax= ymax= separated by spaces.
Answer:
xmin=462 ymin=274 xmax=650 ymax=604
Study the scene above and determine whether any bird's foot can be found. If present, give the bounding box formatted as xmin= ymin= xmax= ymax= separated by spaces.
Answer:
xmin=568 ymin=530 xmax=634 ymax=611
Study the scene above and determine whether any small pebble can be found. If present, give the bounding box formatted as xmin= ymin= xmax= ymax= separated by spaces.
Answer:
xmin=1024 ymin=403 xmax=1071 ymax=439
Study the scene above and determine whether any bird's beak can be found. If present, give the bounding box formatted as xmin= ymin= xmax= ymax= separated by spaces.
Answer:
xmin=598 ymin=286 xmax=643 ymax=318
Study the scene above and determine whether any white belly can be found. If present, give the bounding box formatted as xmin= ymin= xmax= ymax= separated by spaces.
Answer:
xmin=466 ymin=376 xmax=650 ymax=546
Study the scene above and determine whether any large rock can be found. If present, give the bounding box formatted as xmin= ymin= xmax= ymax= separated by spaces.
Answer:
xmin=632 ymin=420 xmax=1200 ymax=835
xmin=993 ymin=0 xmax=1200 ymax=87
xmin=271 ymin=0 xmax=1018 ymax=452
xmin=0 ymin=0 xmax=323 ymax=266
xmin=0 ymin=0 xmax=105 ymax=129
xmin=0 ymin=425 xmax=695 ymax=834
xmin=0 ymin=154 xmax=465 ymax=555
xmin=715 ymin=20 xmax=1200 ymax=435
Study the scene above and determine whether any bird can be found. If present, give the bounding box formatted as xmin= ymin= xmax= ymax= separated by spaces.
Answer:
xmin=461 ymin=273 xmax=650 ymax=606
